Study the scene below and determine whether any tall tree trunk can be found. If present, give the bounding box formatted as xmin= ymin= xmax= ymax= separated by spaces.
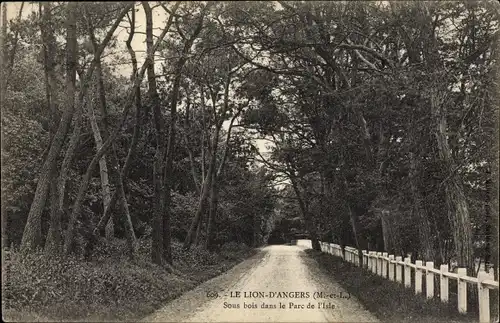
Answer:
xmin=86 ymin=91 xmax=113 ymax=237
xmin=143 ymin=1 xmax=166 ymax=265
xmin=205 ymin=168 xmax=218 ymax=250
xmin=193 ymin=97 xmax=209 ymax=246
xmin=185 ymin=177 xmax=211 ymax=249
xmin=182 ymin=100 xmax=201 ymax=194
xmin=375 ymin=127 xmax=398 ymax=254
xmin=109 ymin=145 xmax=137 ymax=256
xmin=431 ymin=90 xmax=474 ymax=270
xmin=21 ymin=2 xmax=78 ymax=252
xmin=379 ymin=210 xmax=392 ymax=252
xmin=409 ymin=151 xmax=435 ymax=261
xmin=40 ymin=2 xmax=63 ymax=255
xmin=53 ymin=96 xmax=83 ymax=250
xmin=123 ymin=8 xmax=142 ymax=179
xmin=95 ymin=60 xmax=115 ymax=238
xmin=143 ymin=1 xmax=182 ymax=265
xmin=289 ymin=174 xmax=320 ymax=250
xmin=184 ymin=129 xmax=219 ymax=249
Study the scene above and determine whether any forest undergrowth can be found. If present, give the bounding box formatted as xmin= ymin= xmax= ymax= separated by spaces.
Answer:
xmin=2 ymin=239 xmax=255 ymax=322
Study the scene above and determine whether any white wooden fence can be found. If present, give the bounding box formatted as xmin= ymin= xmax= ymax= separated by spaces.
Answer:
xmin=298 ymin=240 xmax=499 ymax=322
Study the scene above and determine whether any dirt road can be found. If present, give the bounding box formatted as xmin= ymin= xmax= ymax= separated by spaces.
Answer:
xmin=143 ymin=245 xmax=379 ymax=322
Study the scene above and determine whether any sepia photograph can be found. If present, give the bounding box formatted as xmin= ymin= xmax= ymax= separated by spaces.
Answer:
xmin=1 ymin=1 xmax=499 ymax=322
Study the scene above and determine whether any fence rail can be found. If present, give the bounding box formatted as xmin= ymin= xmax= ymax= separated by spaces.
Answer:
xmin=295 ymin=239 xmax=499 ymax=323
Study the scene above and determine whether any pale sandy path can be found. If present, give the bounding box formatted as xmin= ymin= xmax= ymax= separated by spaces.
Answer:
xmin=143 ymin=245 xmax=379 ymax=322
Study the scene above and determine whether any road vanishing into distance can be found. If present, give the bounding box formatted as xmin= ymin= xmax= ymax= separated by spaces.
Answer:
xmin=144 ymin=245 xmax=378 ymax=322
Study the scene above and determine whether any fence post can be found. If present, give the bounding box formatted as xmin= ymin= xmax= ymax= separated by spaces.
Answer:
xmin=404 ymin=257 xmax=411 ymax=288
xmin=440 ymin=264 xmax=449 ymax=302
xmin=477 ymin=271 xmax=490 ymax=323
xmin=368 ymin=252 xmax=372 ymax=272
xmin=378 ymin=252 xmax=384 ymax=276
xmin=415 ymin=260 xmax=423 ymax=294
xmin=370 ymin=251 xmax=377 ymax=274
xmin=426 ymin=262 xmax=434 ymax=299
xmin=362 ymin=250 xmax=367 ymax=269
xmin=373 ymin=252 xmax=377 ymax=274
xmin=395 ymin=256 xmax=402 ymax=283
xmin=377 ymin=252 xmax=384 ymax=276
xmin=382 ymin=252 xmax=388 ymax=278
xmin=457 ymin=268 xmax=467 ymax=313
xmin=388 ymin=255 xmax=395 ymax=281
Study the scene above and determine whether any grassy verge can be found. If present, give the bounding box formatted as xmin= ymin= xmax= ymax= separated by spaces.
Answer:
xmin=305 ymin=249 xmax=478 ymax=323
xmin=2 ymin=239 xmax=257 ymax=322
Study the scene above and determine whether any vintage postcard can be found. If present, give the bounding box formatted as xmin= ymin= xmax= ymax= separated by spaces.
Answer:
xmin=1 ymin=1 xmax=499 ymax=322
